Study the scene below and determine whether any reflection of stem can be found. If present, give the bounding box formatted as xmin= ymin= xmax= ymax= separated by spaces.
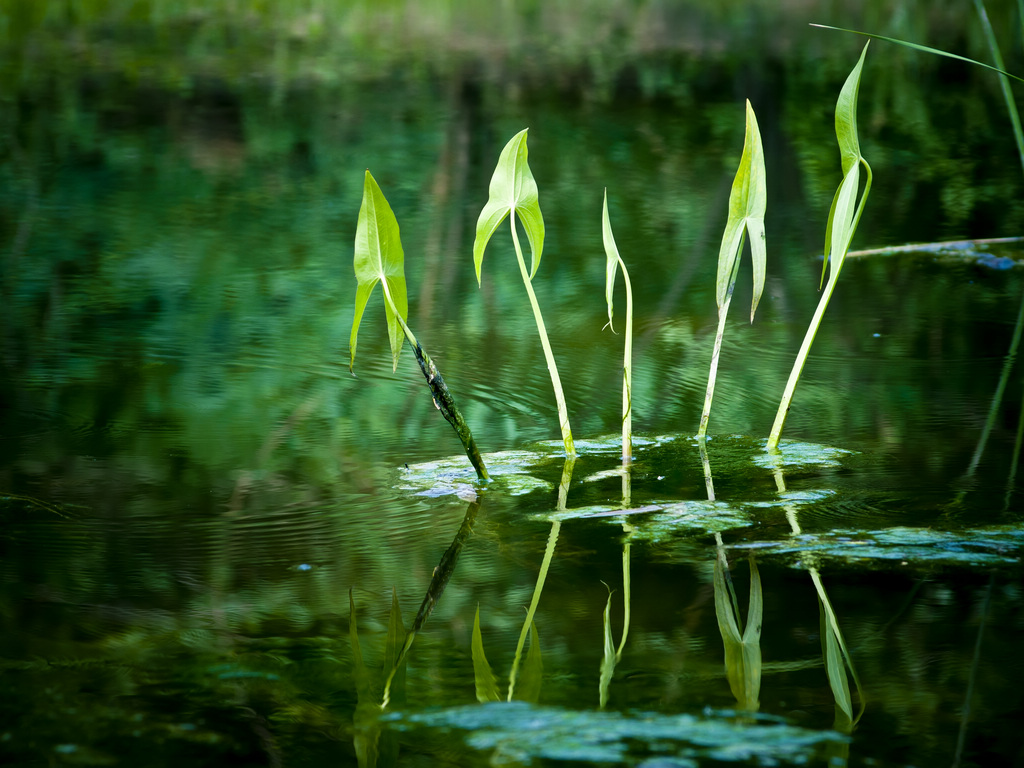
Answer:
xmin=617 ymin=533 xmax=632 ymax=659
xmin=699 ymin=255 xmax=742 ymax=439
xmin=381 ymin=497 xmax=481 ymax=709
xmin=507 ymin=519 xmax=560 ymax=701
xmin=952 ymin=573 xmax=994 ymax=768
xmin=1004 ymin=381 xmax=1024 ymax=513
xmin=965 ymin=284 xmax=1024 ymax=479
xmin=508 ymin=456 xmax=575 ymax=699
xmin=510 ymin=216 xmax=576 ymax=456
xmin=777 ymin=462 xmax=864 ymax=724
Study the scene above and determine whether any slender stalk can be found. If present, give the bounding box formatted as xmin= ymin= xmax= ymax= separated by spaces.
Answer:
xmin=699 ymin=255 xmax=743 ymax=439
xmin=766 ymin=273 xmax=836 ymax=452
xmin=381 ymin=280 xmax=490 ymax=480
xmin=621 ymin=260 xmax=634 ymax=463
xmin=510 ymin=216 xmax=576 ymax=456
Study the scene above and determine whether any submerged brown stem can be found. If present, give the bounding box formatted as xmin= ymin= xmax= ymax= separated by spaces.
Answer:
xmin=411 ymin=341 xmax=490 ymax=480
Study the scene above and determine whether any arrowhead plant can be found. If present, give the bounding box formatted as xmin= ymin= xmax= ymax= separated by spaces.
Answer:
xmin=602 ymin=189 xmax=635 ymax=463
xmin=474 ymin=129 xmax=575 ymax=457
xmin=698 ymin=99 xmax=767 ymax=441
xmin=767 ymin=44 xmax=872 ymax=452
xmin=350 ymin=170 xmax=489 ymax=480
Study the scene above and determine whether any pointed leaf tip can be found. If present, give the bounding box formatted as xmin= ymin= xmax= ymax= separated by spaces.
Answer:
xmin=473 ymin=129 xmax=545 ymax=281
xmin=715 ymin=100 xmax=767 ymax=319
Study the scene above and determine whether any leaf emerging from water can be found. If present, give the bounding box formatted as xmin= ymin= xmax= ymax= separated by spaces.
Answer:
xmin=471 ymin=606 xmax=501 ymax=703
xmin=351 ymin=170 xmax=409 ymax=372
xmin=473 ymin=128 xmax=545 ymax=282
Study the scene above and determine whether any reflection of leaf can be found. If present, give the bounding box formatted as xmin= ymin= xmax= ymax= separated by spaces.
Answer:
xmin=349 ymin=589 xmax=373 ymax=702
xmin=471 ymin=606 xmax=501 ymax=703
xmin=513 ymin=621 xmax=543 ymax=703
xmin=473 ymin=128 xmax=545 ymax=282
xmin=713 ymin=553 xmax=762 ymax=711
xmin=820 ymin=595 xmax=853 ymax=720
xmin=351 ymin=170 xmax=409 ymax=372
xmin=349 ymin=589 xmax=381 ymax=768
xmin=599 ymin=590 xmax=616 ymax=709
xmin=383 ymin=587 xmax=407 ymax=707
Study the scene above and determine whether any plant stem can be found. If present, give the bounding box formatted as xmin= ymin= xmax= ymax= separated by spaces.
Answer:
xmin=620 ymin=258 xmax=634 ymax=463
xmin=766 ymin=269 xmax=838 ymax=453
xmin=699 ymin=255 xmax=742 ymax=440
xmin=510 ymin=215 xmax=576 ymax=456
xmin=381 ymin=281 xmax=490 ymax=480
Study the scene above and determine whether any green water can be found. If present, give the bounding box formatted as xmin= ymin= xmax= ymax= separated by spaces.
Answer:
xmin=2 ymin=3 xmax=1024 ymax=766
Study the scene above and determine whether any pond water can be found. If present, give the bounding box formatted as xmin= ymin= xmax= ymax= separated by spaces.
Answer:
xmin=2 ymin=4 xmax=1024 ymax=767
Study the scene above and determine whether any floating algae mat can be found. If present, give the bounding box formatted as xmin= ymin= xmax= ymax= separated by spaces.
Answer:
xmin=384 ymin=701 xmax=847 ymax=766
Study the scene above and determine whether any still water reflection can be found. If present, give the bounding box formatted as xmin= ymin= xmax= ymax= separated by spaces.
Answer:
xmin=3 ymin=10 xmax=1024 ymax=765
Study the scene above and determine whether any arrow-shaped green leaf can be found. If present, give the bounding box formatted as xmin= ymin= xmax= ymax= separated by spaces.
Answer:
xmin=473 ymin=128 xmax=545 ymax=283
xmin=822 ymin=42 xmax=872 ymax=287
xmin=716 ymin=99 xmax=767 ymax=322
xmin=351 ymin=170 xmax=409 ymax=372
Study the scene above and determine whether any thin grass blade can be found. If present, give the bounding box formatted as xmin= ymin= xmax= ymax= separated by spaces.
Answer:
xmin=810 ymin=23 xmax=1024 ymax=84
xmin=351 ymin=170 xmax=409 ymax=372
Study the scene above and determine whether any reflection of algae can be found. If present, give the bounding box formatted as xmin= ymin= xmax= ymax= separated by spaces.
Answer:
xmin=731 ymin=525 xmax=1024 ymax=567
xmin=385 ymin=701 xmax=846 ymax=766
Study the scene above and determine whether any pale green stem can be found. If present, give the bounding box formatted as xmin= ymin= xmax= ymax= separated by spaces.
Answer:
xmin=767 ymin=270 xmax=838 ymax=453
xmin=698 ymin=255 xmax=742 ymax=439
xmin=510 ymin=216 xmax=576 ymax=456
xmin=620 ymin=256 xmax=634 ymax=463
xmin=380 ymin=279 xmax=419 ymax=349
xmin=768 ymin=158 xmax=871 ymax=452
